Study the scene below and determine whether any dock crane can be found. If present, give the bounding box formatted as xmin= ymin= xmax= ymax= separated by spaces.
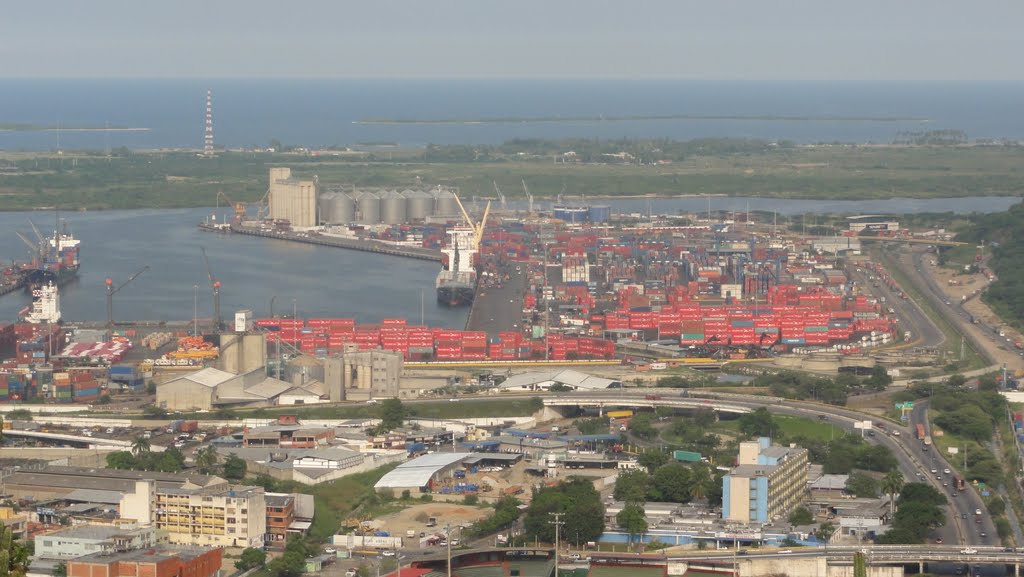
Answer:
xmin=493 ymin=181 xmax=506 ymax=211
xmin=106 ymin=266 xmax=149 ymax=328
xmin=521 ymin=179 xmax=534 ymax=214
xmin=200 ymin=247 xmax=223 ymax=332
xmin=453 ymin=193 xmax=490 ymax=251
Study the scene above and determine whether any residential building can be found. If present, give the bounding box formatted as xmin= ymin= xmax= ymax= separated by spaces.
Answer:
xmin=264 ymin=494 xmax=295 ymax=548
xmin=242 ymin=425 xmax=335 ymax=448
xmin=722 ymin=437 xmax=808 ymax=524
xmin=120 ymin=480 xmax=266 ymax=548
xmin=66 ymin=547 xmax=222 ymax=577
xmin=35 ymin=525 xmax=160 ymax=560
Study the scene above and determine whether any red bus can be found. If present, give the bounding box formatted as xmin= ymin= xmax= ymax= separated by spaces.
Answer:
xmin=916 ymin=424 xmax=926 ymax=441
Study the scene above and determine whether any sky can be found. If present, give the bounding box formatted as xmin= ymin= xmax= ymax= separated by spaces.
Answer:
xmin=4 ymin=0 xmax=1023 ymax=81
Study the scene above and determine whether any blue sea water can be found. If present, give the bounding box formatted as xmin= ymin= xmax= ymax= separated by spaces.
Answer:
xmin=2 ymin=78 xmax=1024 ymax=151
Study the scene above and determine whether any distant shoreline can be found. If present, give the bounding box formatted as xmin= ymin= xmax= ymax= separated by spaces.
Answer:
xmin=0 ymin=124 xmax=149 ymax=133
xmin=356 ymin=113 xmax=930 ymax=125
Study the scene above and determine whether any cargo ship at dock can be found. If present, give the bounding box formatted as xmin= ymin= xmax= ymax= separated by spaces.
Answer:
xmin=21 ymin=227 xmax=81 ymax=293
xmin=437 ymin=225 xmax=479 ymax=307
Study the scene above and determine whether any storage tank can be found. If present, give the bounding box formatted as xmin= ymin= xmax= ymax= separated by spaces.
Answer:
xmin=404 ymin=189 xmax=432 ymax=221
xmin=589 ymin=205 xmax=612 ymax=223
xmin=554 ymin=205 xmax=589 ymax=223
xmin=354 ymin=190 xmax=381 ymax=224
xmin=319 ymin=191 xmax=355 ymax=225
xmin=434 ymin=187 xmax=459 ymax=216
xmin=380 ymin=189 xmax=407 ymax=224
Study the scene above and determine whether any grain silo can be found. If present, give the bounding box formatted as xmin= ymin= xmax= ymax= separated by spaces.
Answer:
xmin=433 ymin=187 xmax=460 ymax=217
xmin=354 ymin=190 xmax=381 ymax=224
xmin=380 ymin=189 xmax=407 ymax=225
xmin=319 ymin=191 xmax=355 ymax=224
xmin=404 ymin=189 xmax=433 ymax=220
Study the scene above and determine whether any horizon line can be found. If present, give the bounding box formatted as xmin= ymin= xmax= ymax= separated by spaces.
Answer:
xmin=1 ymin=75 xmax=1023 ymax=83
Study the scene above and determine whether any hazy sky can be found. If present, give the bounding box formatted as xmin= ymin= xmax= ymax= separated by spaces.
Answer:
xmin=5 ymin=0 xmax=1023 ymax=80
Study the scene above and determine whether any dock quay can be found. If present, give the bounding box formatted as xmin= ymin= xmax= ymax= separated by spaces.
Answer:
xmin=202 ymin=223 xmax=444 ymax=263
xmin=465 ymin=262 xmax=527 ymax=333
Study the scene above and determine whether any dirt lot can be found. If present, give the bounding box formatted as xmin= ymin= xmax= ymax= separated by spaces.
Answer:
xmin=374 ymin=503 xmax=491 ymax=544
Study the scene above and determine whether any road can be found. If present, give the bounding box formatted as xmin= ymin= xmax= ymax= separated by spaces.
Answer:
xmin=848 ymin=262 xmax=944 ymax=350
xmin=465 ymin=261 xmax=527 ymax=335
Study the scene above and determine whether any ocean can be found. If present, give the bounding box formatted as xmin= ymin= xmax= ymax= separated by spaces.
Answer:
xmin=2 ymin=79 xmax=1024 ymax=151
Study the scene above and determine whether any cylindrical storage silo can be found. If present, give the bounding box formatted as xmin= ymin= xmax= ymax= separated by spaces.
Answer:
xmin=404 ymin=189 xmax=432 ymax=221
xmin=318 ymin=192 xmax=337 ymax=225
xmin=354 ymin=190 xmax=381 ymax=224
xmin=380 ymin=189 xmax=407 ymax=225
xmin=433 ymin=187 xmax=459 ymax=217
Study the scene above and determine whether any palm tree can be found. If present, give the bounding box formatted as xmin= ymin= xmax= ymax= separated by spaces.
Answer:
xmin=130 ymin=436 xmax=151 ymax=456
xmin=195 ymin=446 xmax=218 ymax=474
xmin=688 ymin=465 xmax=715 ymax=502
xmin=881 ymin=470 xmax=905 ymax=516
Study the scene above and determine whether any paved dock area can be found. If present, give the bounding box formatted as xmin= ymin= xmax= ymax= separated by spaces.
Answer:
xmin=465 ymin=263 xmax=527 ymax=335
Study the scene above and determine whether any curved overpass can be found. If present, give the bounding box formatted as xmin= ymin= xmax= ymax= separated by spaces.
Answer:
xmin=2 ymin=429 xmax=134 ymax=449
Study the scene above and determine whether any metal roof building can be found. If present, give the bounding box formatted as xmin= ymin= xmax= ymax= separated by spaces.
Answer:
xmin=373 ymin=452 xmax=470 ymax=493
xmin=497 ymin=368 xmax=620 ymax=391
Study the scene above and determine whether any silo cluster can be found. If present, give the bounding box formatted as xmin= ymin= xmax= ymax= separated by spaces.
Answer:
xmin=317 ymin=185 xmax=462 ymax=225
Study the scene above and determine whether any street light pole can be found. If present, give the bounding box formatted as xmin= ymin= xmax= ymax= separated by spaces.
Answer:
xmin=193 ymin=284 xmax=198 ymax=336
xmin=549 ymin=512 xmax=564 ymax=577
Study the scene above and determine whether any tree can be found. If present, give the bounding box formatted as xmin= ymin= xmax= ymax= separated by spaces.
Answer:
xmin=266 ymin=550 xmax=304 ymax=577
xmin=788 ymin=507 xmax=813 ymax=526
xmin=845 ymin=473 xmax=879 ymax=498
xmin=523 ymin=478 xmax=604 ymax=544
xmin=616 ymin=503 xmax=648 ymax=546
xmin=5 ymin=410 xmax=31 ymax=421
xmin=815 ymin=522 xmax=836 ymax=543
xmin=637 ymin=450 xmax=667 ymax=474
xmin=0 ymin=522 xmax=29 ymax=577
xmin=628 ymin=413 xmax=657 ymax=440
xmin=142 ymin=405 xmax=167 ymax=418
xmin=130 ymin=436 xmax=151 ymax=456
xmin=738 ymin=407 xmax=775 ymax=438
xmin=223 ymin=454 xmax=247 ymax=480
xmin=650 ymin=463 xmax=691 ymax=503
xmin=53 ymin=562 xmax=66 ymax=577
xmin=688 ymin=465 xmax=715 ymax=502
xmin=880 ymin=471 xmax=905 ymax=516
xmin=106 ymin=451 xmax=136 ymax=470
xmin=613 ymin=470 xmax=649 ymax=503
xmin=378 ymin=398 xmax=406 ymax=431
xmin=234 ymin=548 xmax=266 ymax=571
xmin=576 ymin=417 xmax=609 ymax=435
xmin=194 ymin=446 xmax=218 ymax=475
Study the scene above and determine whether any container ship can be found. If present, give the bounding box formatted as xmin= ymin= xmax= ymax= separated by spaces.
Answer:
xmin=436 ymin=225 xmax=478 ymax=307
xmin=20 ymin=225 xmax=81 ymax=292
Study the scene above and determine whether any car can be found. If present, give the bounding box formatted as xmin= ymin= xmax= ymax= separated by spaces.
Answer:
xmin=568 ymin=553 xmax=581 ymax=561
xmin=366 ymin=399 xmax=378 ymax=404
xmin=936 ymin=538 xmax=943 ymax=544
xmin=931 ymin=468 xmax=938 ymax=473
xmin=962 ymin=513 xmax=968 ymax=519
xmin=449 ymin=398 xmax=461 ymax=402
xmin=961 ymin=548 xmax=977 ymax=554
xmin=937 ymin=475 xmax=943 ymax=480
xmin=325 ymin=547 xmax=336 ymax=554
xmin=976 ymin=518 xmax=982 ymax=524
xmin=944 ymin=468 xmax=951 ymax=474
xmin=892 ymin=430 xmax=901 ymax=436
xmin=980 ymin=532 xmax=987 ymax=538
xmin=345 ymin=571 xmax=357 ymax=577
xmin=943 ymin=482 xmax=948 ymax=487
xmin=976 ymin=508 xmax=983 ymax=515
xmin=779 ymin=550 xmax=793 ymax=554
xmin=382 ymin=550 xmax=395 ymax=557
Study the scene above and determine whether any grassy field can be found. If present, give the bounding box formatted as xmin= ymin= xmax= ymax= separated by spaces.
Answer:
xmin=710 ymin=414 xmax=837 ymax=441
xmin=1 ymin=143 xmax=1023 ymax=210
xmin=176 ymin=396 xmax=542 ymax=421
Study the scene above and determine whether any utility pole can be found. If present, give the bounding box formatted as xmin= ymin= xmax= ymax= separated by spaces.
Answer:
xmin=446 ymin=524 xmax=452 ymax=577
xmin=549 ymin=512 xmax=564 ymax=577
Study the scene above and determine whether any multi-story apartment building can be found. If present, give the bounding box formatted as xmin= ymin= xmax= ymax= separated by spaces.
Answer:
xmin=120 ymin=480 xmax=266 ymax=548
xmin=722 ymin=437 xmax=808 ymax=524
xmin=265 ymin=493 xmax=296 ymax=548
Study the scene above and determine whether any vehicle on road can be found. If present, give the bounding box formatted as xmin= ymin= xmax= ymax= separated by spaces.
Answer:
xmin=961 ymin=548 xmax=977 ymax=554
xmin=345 ymin=570 xmax=357 ymax=577
xmin=325 ymin=547 xmax=336 ymax=554
xmin=944 ymin=468 xmax=951 ymax=474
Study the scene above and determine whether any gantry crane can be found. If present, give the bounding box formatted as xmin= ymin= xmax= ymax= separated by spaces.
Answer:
xmin=452 ymin=193 xmax=490 ymax=251
xmin=106 ymin=266 xmax=149 ymax=328
xmin=521 ymin=179 xmax=534 ymax=214
xmin=200 ymin=247 xmax=222 ymax=332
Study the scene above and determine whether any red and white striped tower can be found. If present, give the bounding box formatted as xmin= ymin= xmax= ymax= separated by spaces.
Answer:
xmin=203 ymin=90 xmax=214 ymax=157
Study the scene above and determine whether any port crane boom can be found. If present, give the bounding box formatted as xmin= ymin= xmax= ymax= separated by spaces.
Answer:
xmin=200 ymin=247 xmax=223 ymax=332
xmin=106 ymin=266 xmax=149 ymax=328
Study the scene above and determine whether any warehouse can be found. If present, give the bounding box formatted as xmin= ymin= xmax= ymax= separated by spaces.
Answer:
xmin=156 ymin=367 xmax=318 ymax=411
xmin=496 ymin=368 xmax=620 ymax=391
xmin=1 ymin=466 xmax=226 ymax=501
xmin=373 ymin=452 xmax=470 ymax=494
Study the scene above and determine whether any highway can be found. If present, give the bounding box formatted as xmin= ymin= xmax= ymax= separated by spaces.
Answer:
xmin=848 ymin=260 xmax=944 ymax=350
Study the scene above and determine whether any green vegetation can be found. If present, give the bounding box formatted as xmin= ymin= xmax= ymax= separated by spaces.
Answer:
xmin=1 ymin=142 xmax=1023 ymax=211
xmin=468 ymin=496 xmax=522 ymax=537
xmin=248 ymin=462 xmax=399 ymax=542
xmin=953 ymin=202 xmax=1024 ymax=328
xmin=612 ymin=462 xmax=720 ymax=506
xmin=235 ymin=548 xmax=267 ymax=572
xmin=845 ymin=473 xmax=880 ymax=498
xmin=0 ymin=521 xmax=29 ymax=577
xmin=177 ymin=397 xmax=542 ymax=421
xmin=574 ymin=416 xmax=610 ymax=435
xmin=616 ymin=503 xmax=648 ymax=545
xmin=877 ymin=483 xmax=946 ymax=544
xmin=106 ymin=446 xmax=186 ymax=473
xmin=522 ymin=477 xmax=605 ymax=544
xmin=222 ymin=454 xmax=248 ymax=480
xmin=788 ymin=506 xmax=813 ymax=525
xmin=375 ymin=398 xmax=406 ymax=433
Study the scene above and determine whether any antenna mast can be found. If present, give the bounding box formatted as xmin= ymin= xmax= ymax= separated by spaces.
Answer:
xmin=203 ymin=90 xmax=215 ymax=157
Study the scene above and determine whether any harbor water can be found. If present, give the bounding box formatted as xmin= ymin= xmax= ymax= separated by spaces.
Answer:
xmin=0 ymin=199 xmax=1017 ymax=324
